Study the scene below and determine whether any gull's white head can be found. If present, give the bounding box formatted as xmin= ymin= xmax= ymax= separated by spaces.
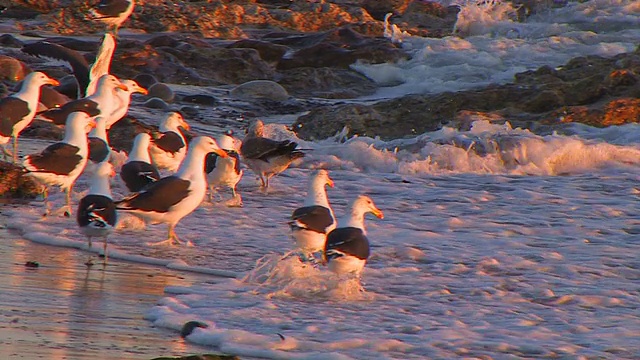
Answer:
xmin=162 ymin=111 xmax=190 ymax=131
xmin=351 ymin=195 xmax=384 ymax=220
xmin=191 ymin=136 xmax=227 ymax=158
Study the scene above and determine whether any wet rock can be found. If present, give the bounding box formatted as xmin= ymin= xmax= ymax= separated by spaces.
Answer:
xmin=278 ymin=67 xmax=378 ymax=99
xmin=0 ymin=34 xmax=24 ymax=48
xmin=230 ymin=80 xmax=289 ymax=102
xmin=179 ymin=106 xmax=199 ymax=117
xmin=151 ymin=355 xmax=240 ymax=360
xmin=294 ymin=104 xmax=395 ymax=140
xmin=143 ymin=97 xmax=170 ymax=110
xmin=227 ymin=39 xmax=289 ymax=64
xmin=107 ymin=116 xmax=156 ymax=153
xmin=21 ymin=119 xmax=64 ymax=140
xmin=521 ymin=90 xmax=565 ymax=113
xmin=54 ymin=75 xmax=80 ymax=99
xmin=39 ymin=86 xmax=71 ymax=109
xmin=362 ymin=0 xmax=413 ymax=20
xmin=133 ymin=73 xmax=158 ymax=89
xmin=147 ymin=83 xmax=175 ymax=103
xmin=0 ymin=161 xmax=42 ymax=199
xmin=176 ymin=47 xmax=274 ymax=85
xmin=181 ymin=94 xmax=218 ymax=106
xmin=394 ymin=1 xmax=457 ymax=38
xmin=0 ymin=55 xmax=31 ymax=82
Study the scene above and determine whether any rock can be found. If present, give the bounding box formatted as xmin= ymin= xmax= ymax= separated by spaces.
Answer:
xmin=294 ymin=104 xmax=394 ymax=140
xmin=230 ymin=80 xmax=289 ymax=101
xmin=179 ymin=106 xmax=199 ymax=117
xmin=143 ymin=97 xmax=170 ymax=110
xmin=521 ymin=90 xmax=565 ymax=113
xmin=181 ymin=94 xmax=218 ymax=106
xmin=176 ymin=47 xmax=274 ymax=85
xmin=0 ymin=161 xmax=42 ymax=199
xmin=0 ymin=55 xmax=31 ymax=82
xmin=39 ymin=86 xmax=71 ymax=109
xmin=278 ymin=67 xmax=378 ymax=99
xmin=21 ymin=119 xmax=64 ymax=140
xmin=133 ymin=73 xmax=158 ymax=89
xmin=107 ymin=116 xmax=156 ymax=153
xmin=147 ymin=83 xmax=175 ymax=103
xmin=0 ymin=34 xmax=24 ymax=48
xmin=151 ymin=355 xmax=240 ymax=360
xmin=227 ymin=39 xmax=289 ymax=63
xmin=54 ymin=75 xmax=79 ymax=99
xmin=362 ymin=0 xmax=413 ymax=20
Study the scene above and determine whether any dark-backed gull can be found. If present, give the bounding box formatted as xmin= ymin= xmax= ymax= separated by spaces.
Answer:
xmin=0 ymin=71 xmax=59 ymax=162
xmin=116 ymin=136 xmax=227 ymax=246
xmin=149 ymin=111 xmax=190 ymax=172
xmin=77 ymin=161 xmax=117 ymax=263
xmin=23 ymin=111 xmax=95 ymax=216
xmin=324 ymin=195 xmax=384 ymax=277
xmin=205 ymin=130 xmax=243 ymax=203
xmin=120 ymin=132 xmax=161 ymax=193
xmin=90 ymin=0 xmax=136 ymax=34
xmin=289 ymin=169 xmax=335 ymax=261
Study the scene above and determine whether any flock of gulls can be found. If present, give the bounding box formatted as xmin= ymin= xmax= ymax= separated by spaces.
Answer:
xmin=0 ymin=0 xmax=385 ymax=279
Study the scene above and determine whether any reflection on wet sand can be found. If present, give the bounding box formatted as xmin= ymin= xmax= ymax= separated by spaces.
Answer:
xmin=0 ymin=230 xmax=213 ymax=359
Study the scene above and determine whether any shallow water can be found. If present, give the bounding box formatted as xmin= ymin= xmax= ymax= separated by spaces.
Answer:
xmin=6 ymin=119 xmax=640 ymax=359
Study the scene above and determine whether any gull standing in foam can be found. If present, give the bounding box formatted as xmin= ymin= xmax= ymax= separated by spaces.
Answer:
xmin=23 ymin=112 xmax=95 ymax=216
xmin=324 ymin=195 xmax=384 ymax=277
xmin=240 ymin=119 xmax=305 ymax=191
xmin=77 ymin=161 xmax=117 ymax=263
xmin=86 ymin=116 xmax=111 ymax=173
xmin=205 ymin=130 xmax=243 ymax=205
xmin=90 ymin=0 xmax=136 ymax=34
xmin=116 ymin=136 xmax=227 ymax=246
xmin=0 ymin=72 xmax=59 ymax=162
xmin=149 ymin=112 xmax=190 ymax=172
xmin=289 ymin=169 xmax=336 ymax=262
xmin=105 ymin=79 xmax=147 ymax=129
xmin=120 ymin=133 xmax=160 ymax=193
xmin=37 ymin=74 xmax=127 ymax=125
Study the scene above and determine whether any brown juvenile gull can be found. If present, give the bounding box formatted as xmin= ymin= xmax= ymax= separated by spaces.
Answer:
xmin=240 ymin=119 xmax=305 ymax=191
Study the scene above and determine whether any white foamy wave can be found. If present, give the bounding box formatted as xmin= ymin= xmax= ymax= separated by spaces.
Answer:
xmin=264 ymin=121 xmax=640 ymax=176
xmin=354 ymin=0 xmax=639 ymax=99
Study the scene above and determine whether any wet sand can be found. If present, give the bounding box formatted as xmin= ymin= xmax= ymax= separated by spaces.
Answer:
xmin=0 ymin=223 xmax=215 ymax=360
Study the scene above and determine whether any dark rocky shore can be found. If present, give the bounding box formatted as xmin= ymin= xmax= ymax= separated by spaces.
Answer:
xmin=0 ymin=0 xmax=638 ymax=198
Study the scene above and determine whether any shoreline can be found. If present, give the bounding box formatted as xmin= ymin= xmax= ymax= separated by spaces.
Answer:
xmin=0 ymin=220 xmax=221 ymax=360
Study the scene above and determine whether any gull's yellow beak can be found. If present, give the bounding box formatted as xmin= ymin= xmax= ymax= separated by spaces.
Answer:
xmin=46 ymin=78 xmax=60 ymax=86
xmin=372 ymin=207 xmax=384 ymax=219
xmin=327 ymin=177 xmax=335 ymax=188
xmin=213 ymin=148 xmax=228 ymax=158
xmin=136 ymin=86 xmax=148 ymax=95
xmin=117 ymin=83 xmax=129 ymax=91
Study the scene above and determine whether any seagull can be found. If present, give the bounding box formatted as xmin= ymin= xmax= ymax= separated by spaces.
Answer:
xmin=22 ymin=33 xmax=116 ymax=99
xmin=86 ymin=116 xmax=111 ymax=173
xmin=89 ymin=0 xmax=136 ymax=34
xmin=23 ymin=111 xmax=95 ymax=217
xmin=324 ymin=195 xmax=384 ymax=278
xmin=115 ymin=136 xmax=228 ymax=246
xmin=205 ymin=130 xmax=243 ymax=204
xmin=240 ymin=119 xmax=305 ymax=191
xmin=0 ymin=71 xmax=59 ymax=163
xmin=289 ymin=169 xmax=335 ymax=262
xmin=105 ymin=79 xmax=147 ymax=129
xmin=149 ymin=112 xmax=190 ymax=173
xmin=120 ymin=132 xmax=160 ymax=193
xmin=37 ymin=74 xmax=127 ymax=125
xmin=77 ymin=161 xmax=117 ymax=263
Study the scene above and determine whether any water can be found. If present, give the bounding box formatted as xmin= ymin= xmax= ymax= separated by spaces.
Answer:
xmin=4 ymin=0 xmax=640 ymax=358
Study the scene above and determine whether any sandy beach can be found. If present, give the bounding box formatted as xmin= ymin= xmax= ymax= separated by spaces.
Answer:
xmin=0 ymin=221 xmax=216 ymax=360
